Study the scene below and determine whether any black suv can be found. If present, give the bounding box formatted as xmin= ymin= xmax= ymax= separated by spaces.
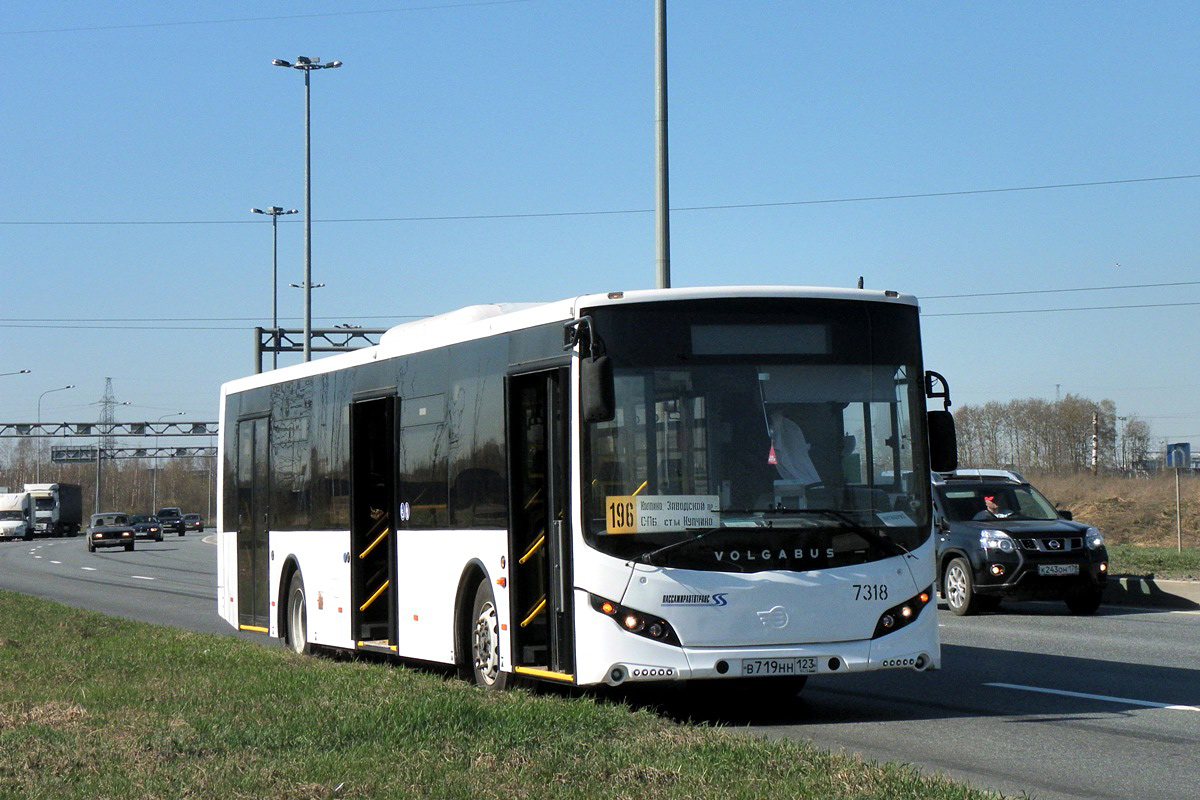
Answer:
xmin=933 ymin=470 xmax=1108 ymax=615
xmin=156 ymin=507 xmax=185 ymax=536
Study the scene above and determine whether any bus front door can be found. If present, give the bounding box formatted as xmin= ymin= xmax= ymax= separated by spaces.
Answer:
xmin=508 ymin=368 xmax=574 ymax=682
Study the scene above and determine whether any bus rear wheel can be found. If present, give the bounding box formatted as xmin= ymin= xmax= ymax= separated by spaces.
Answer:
xmin=284 ymin=571 xmax=311 ymax=655
xmin=470 ymin=582 xmax=512 ymax=690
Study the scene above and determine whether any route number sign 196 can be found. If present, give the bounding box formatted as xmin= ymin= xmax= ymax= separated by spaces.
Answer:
xmin=605 ymin=495 xmax=719 ymax=534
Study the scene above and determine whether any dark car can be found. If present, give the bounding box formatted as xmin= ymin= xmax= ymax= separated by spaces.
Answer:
xmin=87 ymin=512 xmax=135 ymax=552
xmin=933 ymin=470 xmax=1108 ymax=615
xmin=182 ymin=513 xmax=203 ymax=533
xmin=156 ymin=507 xmax=185 ymax=536
xmin=129 ymin=514 xmax=163 ymax=542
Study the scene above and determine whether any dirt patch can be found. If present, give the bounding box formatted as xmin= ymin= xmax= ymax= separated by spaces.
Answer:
xmin=0 ymin=701 xmax=88 ymax=731
xmin=1024 ymin=473 xmax=1200 ymax=549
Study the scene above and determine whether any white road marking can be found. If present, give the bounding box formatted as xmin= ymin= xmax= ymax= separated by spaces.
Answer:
xmin=81 ymin=567 xmax=97 ymax=572
xmin=986 ymin=682 xmax=1200 ymax=712
xmin=50 ymin=560 xmax=62 ymax=565
xmin=131 ymin=575 xmax=155 ymax=581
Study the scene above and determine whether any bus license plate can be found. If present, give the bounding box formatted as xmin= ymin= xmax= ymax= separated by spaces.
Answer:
xmin=1038 ymin=563 xmax=1080 ymax=576
xmin=741 ymin=657 xmax=817 ymax=676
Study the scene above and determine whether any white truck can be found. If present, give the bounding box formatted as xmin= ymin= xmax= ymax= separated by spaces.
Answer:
xmin=0 ymin=492 xmax=35 ymax=541
xmin=23 ymin=483 xmax=84 ymax=537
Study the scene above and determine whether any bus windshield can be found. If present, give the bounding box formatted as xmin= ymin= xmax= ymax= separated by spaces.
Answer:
xmin=582 ymin=298 xmax=931 ymax=573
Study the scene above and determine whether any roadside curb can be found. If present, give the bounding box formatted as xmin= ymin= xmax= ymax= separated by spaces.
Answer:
xmin=1105 ymin=575 xmax=1200 ymax=610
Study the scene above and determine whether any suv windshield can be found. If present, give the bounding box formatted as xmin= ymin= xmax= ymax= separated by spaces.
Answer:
xmin=937 ymin=483 xmax=1060 ymax=522
xmin=582 ymin=298 xmax=931 ymax=572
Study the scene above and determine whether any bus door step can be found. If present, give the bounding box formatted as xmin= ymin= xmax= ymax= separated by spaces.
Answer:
xmin=521 ymin=645 xmax=547 ymax=663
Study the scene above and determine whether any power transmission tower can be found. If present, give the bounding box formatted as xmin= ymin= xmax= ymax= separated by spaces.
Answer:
xmin=95 ymin=377 xmax=118 ymax=510
xmin=99 ymin=378 xmax=118 ymax=453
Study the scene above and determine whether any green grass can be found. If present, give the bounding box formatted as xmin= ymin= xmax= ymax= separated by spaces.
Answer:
xmin=1106 ymin=543 xmax=1200 ymax=581
xmin=0 ymin=592 xmax=1006 ymax=800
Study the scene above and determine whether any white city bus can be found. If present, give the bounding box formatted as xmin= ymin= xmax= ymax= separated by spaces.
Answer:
xmin=217 ymin=286 xmax=955 ymax=692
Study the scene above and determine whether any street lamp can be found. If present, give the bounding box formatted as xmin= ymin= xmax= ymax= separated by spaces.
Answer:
xmin=152 ymin=412 xmax=185 ymax=511
xmin=272 ymin=56 xmax=342 ymax=362
xmin=251 ymin=206 xmax=298 ymax=369
xmin=36 ymin=384 xmax=76 ymax=482
xmin=0 ymin=370 xmax=30 ymax=423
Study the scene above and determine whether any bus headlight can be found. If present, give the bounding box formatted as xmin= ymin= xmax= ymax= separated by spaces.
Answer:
xmin=590 ymin=595 xmax=680 ymax=647
xmin=872 ymin=587 xmax=933 ymax=639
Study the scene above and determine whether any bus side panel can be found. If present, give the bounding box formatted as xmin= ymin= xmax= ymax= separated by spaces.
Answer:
xmin=393 ymin=529 xmax=509 ymax=667
xmin=217 ymin=529 xmax=238 ymax=628
xmin=269 ymin=530 xmax=354 ymax=650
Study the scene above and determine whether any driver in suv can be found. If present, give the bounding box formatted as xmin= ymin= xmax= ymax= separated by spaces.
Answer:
xmin=933 ymin=470 xmax=1108 ymax=615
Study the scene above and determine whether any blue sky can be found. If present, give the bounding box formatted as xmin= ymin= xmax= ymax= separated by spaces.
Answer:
xmin=2 ymin=1 xmax=1199 ymax=452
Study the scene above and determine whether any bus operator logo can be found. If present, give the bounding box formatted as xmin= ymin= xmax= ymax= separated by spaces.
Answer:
xmin=661 ymin=593 xmax=728 ymax=607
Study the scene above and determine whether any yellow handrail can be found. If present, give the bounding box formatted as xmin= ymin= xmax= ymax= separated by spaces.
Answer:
xmin=520 ymin=596 xmax=547 ymax=628
xmin=524 ymin=488 xmax=543 ymax=510
xmin=358 ymin=527 xmax=390 ymax=560
xmin=632 ymin=480 xmax=648 ymax=496
xmin=518 ymin=531 xmax=546 ymax=565
xmin=358 ymin=580 xmax=390 ymax=612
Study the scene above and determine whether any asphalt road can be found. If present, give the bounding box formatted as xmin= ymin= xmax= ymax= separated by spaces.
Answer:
xmin=749 ymin=604 xmax=1200 ymax=800
xmin=2 ymin=533 xmax=1197 ymax=799
xmin=0 ymin=531 xmax=255 ymax=641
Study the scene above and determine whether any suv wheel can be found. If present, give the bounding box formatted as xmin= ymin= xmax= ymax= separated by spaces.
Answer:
xmin=944 ymin=557 xmax=980 ymax=616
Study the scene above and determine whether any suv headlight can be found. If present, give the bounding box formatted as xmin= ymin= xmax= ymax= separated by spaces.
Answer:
xmin=980 ymin=529 xmax=1015 ymax=553
xmin=1086 ymin=527 xmax=1105 ymax=550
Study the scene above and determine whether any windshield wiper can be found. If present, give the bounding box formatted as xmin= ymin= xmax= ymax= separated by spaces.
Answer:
xmin=801 ymin=508 xmax=911 ymax=558
xmin=636 ymin=528 xmax=721 ymax=566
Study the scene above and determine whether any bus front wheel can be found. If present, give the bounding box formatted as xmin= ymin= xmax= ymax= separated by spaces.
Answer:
xmin=470 ymin=582 xmax=512 ymax=690
xmin=284 ymin=571 xmax=311 ymax=655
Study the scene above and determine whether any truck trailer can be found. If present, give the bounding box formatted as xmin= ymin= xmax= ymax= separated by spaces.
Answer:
xmin=0 ymin=492 xmax=35 ymax=541
xmin=23 ymin=483 xmax=83 ymax=537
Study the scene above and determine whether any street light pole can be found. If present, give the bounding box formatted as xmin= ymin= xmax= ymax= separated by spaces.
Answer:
xmin=272 ymin=56 xmax=342 ymax=362
xmin=251 ymin=206 xmax=298 ymax=369
xmin=36 ymin=384 xmax=75 ymax=483
xmin=654 ymin=0 xmax=671 ymax=289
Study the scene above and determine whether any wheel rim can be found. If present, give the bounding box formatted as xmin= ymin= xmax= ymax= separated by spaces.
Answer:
xmin=472 ymin=600 xmax=500 ymax=685
xmin=946 ymin=564 xmax=967 ymax=610
xmin=288 ymin=585 xmax=307 ymax=653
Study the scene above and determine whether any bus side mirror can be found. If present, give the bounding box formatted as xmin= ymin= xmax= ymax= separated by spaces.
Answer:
xmin=581 ymin=356 xmax=615 ymax=423
xmin=927 ymin=410 xmax=958 ymax=473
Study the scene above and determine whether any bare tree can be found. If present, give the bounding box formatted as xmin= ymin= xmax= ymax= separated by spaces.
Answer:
xmin=952 ymin=394 xmax=1131 ymax=474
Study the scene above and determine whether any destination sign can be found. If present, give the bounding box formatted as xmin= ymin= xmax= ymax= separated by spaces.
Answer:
xmin=605 ymin=495 xmax=720 ymax=534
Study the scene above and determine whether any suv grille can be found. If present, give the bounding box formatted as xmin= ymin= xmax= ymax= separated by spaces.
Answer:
xmin=1017 ymin=537 xmax=1083 ymax=553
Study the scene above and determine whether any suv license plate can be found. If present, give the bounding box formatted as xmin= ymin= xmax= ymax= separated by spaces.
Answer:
xmin=741 ymin=657 xmax=818 ymax=676
xmin=1038 ymin=563 xmax=1080 ymax=576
